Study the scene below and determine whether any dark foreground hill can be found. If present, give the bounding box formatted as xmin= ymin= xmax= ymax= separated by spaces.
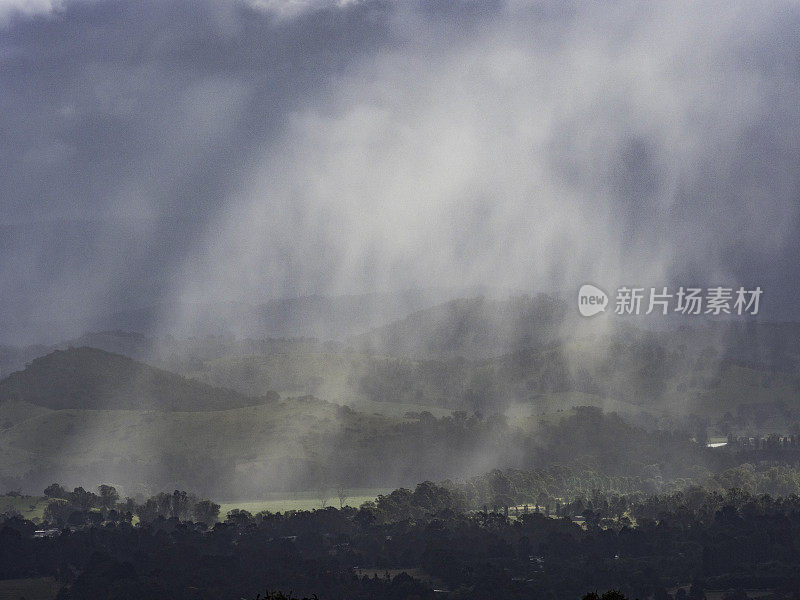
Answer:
xmin=0 ymin=347 xmax=269 ymax=411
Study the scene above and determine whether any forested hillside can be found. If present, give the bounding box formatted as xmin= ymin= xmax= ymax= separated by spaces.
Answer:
xmin=0 ymin=347 xmax=272 ymax=411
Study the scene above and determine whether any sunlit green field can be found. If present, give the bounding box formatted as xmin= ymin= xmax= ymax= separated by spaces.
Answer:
xmin=0 ymin=490 xmax=392 ymax=525
xmin=218 ymin=488 xmax=393 ymax=516
xmin=0 ymin=495 xmax=48 ymax=521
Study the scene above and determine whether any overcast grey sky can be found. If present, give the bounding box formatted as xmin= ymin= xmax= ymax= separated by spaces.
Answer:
xmin=2 ymin=0 xmax=799 ymax=342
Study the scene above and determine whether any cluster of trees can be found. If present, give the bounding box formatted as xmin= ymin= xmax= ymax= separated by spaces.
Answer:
xmin=6 ymin=479 xmax=800 ymax=599
xmin=452 ymin=467 xmax=668 ymax=514
xmin=41 ymin=484 xmax=220 ymax=527
xmin=437 ymin=462 xmax=800 ymax=518
xmin=41 ymin=484 xmax=125 ymax=526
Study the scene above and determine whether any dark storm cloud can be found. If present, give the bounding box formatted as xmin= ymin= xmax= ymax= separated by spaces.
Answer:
xmin=1 ymin=0 xmax=392 ymax=341
xmin=1 ymin=0 xmax=800 ymax=343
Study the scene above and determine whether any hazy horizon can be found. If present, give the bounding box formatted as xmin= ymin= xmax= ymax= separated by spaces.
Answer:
xmin=2 ymin=0 xmax=800 ymax=346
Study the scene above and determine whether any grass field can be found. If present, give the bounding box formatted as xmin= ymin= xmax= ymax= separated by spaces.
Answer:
xmin=0 ymin=577 xmax=60 ymax=600
xmin=218 ymin=488 xmax=393 ymax=516
xmin=0 ymin=495 xmax=48 ymax=521
xmin=0 ymin=489 xmax=394 ymax=524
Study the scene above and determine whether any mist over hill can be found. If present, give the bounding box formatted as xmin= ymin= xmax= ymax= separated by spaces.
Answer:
xmin=0 ymin=355 xmax=724 ymax=499
xmin=348 ymin=294 xmax=568 ymax=359
xmin=0 ymin=288 xmax=507 ymax=347
xmin=3 ymin=300 xmax=799 ymax=426
xmin=2 ymin=301 xmax=800 ymax=498
xmin=4 ymin=0 xmax=800 ymax=597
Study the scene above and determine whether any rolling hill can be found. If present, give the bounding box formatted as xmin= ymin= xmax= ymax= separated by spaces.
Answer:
xmin=0 ymin=347 xmax=271 ymax=411
xmin=348 ymin=294 xmax=568 ymax=359
xmin=168 ymin=322 xmax=800 ymax=432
